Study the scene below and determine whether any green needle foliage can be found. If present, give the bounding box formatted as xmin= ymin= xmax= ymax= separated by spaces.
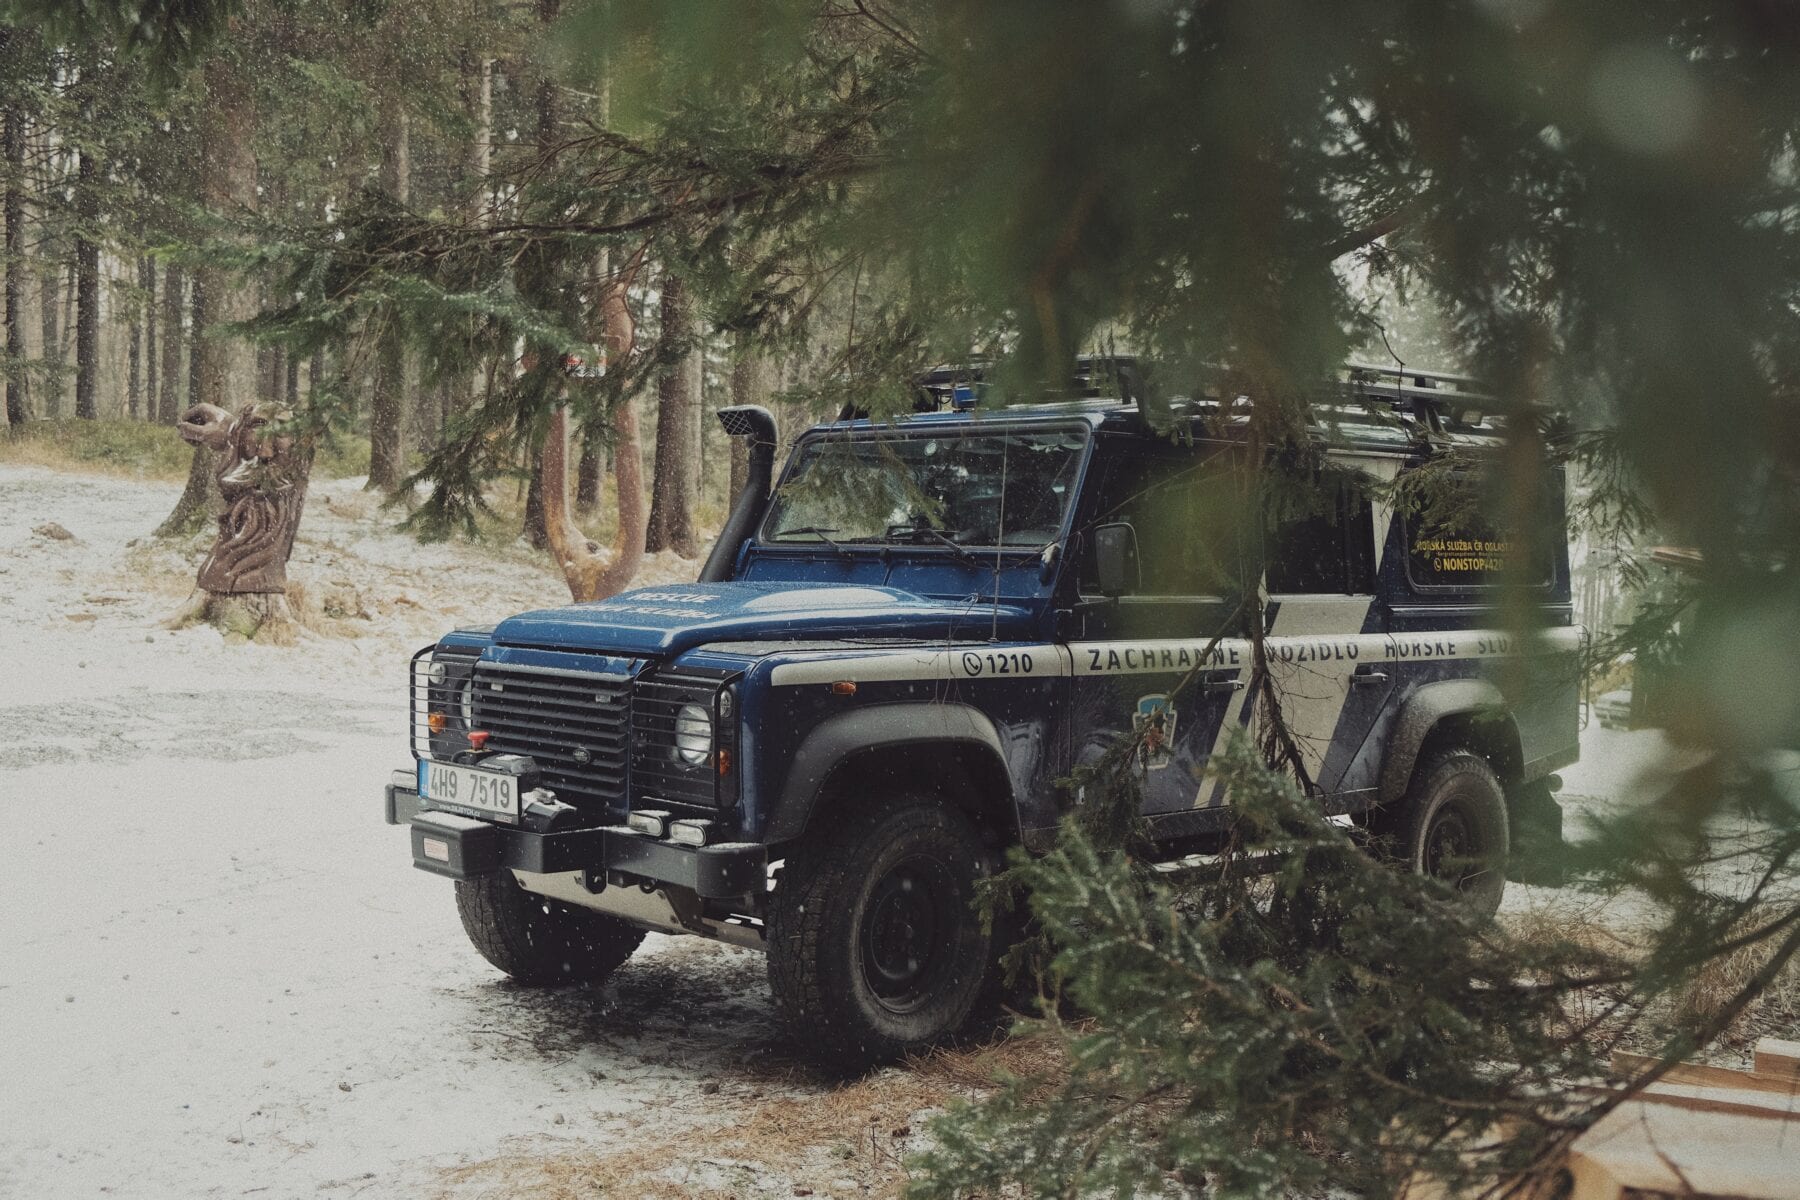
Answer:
xmin=916 ymin=745 xmax=1620 ymax=1200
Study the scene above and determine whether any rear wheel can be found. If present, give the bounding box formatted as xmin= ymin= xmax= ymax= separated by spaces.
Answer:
xmin=454 ymin=871 xmax=645 ymax=986
xmin=1383 ymin=748 xmax=1509 ymax=917
xmin=767 ymin=793 xmax=1007 ymax=1070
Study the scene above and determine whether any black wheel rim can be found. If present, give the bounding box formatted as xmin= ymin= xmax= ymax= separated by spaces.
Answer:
xmin=859 ymin=853 xmax=961 ymax=1014
xmin=1424 ymin=802 xmax=1481 ymax=888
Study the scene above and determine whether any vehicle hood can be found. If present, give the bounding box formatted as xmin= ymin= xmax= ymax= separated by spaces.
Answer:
xmin=491 ymin=582 xmax=1035 ymax=657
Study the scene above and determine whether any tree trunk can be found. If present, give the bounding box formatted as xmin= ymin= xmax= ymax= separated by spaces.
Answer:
xmin=157 ymin=441 xmax=217 ymax=538
xmin=142 ymin=256 xmax=157 ymax=416
xmin=285 ymin=350 xmax=299 ymax=407
xmin=576 ymin=429 xmax=602 ymax=514
xmin=539 ymin=246 xmax=648 ymax=601
xmin=366 ymin=96 xmax=410 ymax=492
xmin=126 ymin=317 xmax=141 ymax=418
xmin=38 ymin=238 xmax=59 ymax=418
xmin=187 ymin=270 xmax=204 ymax=406
xmin=728 ymin=347 xmax=769 ymax=499
xmin=158 ymin=263 xmax=182 ymax=422
xmin=646 ymin=272 xmax=698 ymax=557
xmin=257 ymin=340 xmax=277 ymax=403
xmin=163 ymin=56 xmax=256 ymax=535
xmin=191 ymin=57 xmax=257 ymax=415
xmin=519 ymin=457 xmax=546 ymax=547
xmin=73 ymin=56 xmax=100 ymax=420
xmin=519 ymin=0 xmax=560 ymax=547
xmin=2 ymin=52 xmax=23 ymax=428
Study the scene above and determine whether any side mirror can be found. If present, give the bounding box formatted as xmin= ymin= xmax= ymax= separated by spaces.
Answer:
xmin=1093 ymin=522 xmax=1140 ymax=596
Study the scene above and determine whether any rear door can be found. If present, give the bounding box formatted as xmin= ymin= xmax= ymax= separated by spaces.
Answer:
xmin=1258 ymin=454 xmax=1389 ymax=802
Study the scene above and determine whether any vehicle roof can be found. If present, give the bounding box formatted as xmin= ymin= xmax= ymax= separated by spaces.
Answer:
xmin=806 ymin=357 xmax=1521 ymax=457
xmin=806 ymin=396 xmax=1506 ymax=457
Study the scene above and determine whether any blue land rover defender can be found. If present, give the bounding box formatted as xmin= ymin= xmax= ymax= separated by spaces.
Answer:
xmin=386 ymin=361 xmax=1580 ymax=1068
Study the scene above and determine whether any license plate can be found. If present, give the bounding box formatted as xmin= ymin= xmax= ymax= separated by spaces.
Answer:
xmin=417 ymin=759 xmax=521 ymax=822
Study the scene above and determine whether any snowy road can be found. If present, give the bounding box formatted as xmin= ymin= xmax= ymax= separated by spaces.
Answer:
xmin=0 ymin=466 xmax=800 ymax=1199
xmin=0 ymin=462 xmax=1668 ymax=1198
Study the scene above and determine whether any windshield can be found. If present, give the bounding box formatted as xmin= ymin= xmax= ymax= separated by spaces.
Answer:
xmin=761 ymin=426 xmax=1088 ymax=549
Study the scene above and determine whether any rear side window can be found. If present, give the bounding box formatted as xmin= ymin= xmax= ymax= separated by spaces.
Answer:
xmin=1266 ymin=473 xmax=1376 ymax=594
xmin=1402 ymin=470 xmax=1559 ymax=591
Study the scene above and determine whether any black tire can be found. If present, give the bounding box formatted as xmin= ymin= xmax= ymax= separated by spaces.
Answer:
xmin=454 ymin=871 xmax=646 ymax=986
xmin=766 ymin=793 xmax=1006 ymax=1070
xmin=1388 ymin=749 xmax=1509 ymax=917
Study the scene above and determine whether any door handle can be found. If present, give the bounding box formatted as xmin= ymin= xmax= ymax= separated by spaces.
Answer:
xmin=1350 ymin=671 xmax=1389 ymax=686
xmin=1202 ymin=678 xmax=1245 ymax=695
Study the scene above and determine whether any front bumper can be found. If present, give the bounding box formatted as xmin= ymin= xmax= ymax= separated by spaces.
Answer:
xmin=384 ymin=782 xmax=764 ymax=899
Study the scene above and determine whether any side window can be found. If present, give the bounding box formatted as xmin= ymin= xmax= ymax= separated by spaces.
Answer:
xmin=1266 ymin=472 xmax=1376 ymax=595
xmin=1402 ymin=470 xmax=1558 ymax=591
xmin=1079 ymin=447 xmax=1247 ymax=597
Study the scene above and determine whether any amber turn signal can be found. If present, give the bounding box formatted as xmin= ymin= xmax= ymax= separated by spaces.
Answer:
xmin=716 ymin=748 xmax=732 ymax=776
xmin=427 ymin=711 xmax=447 ymax=734
xmin=830 ymin=680 xmax=857 ymax=695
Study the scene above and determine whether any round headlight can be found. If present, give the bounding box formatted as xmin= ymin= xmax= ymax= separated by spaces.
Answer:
xmin=428 ymin=659 xmax=448 ymax=686
xmin=674 ymin=703 xmax=712 ymax=766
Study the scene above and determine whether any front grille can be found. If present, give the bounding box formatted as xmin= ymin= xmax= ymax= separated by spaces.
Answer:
xmin=469 ymin=662 xmax=631 ymax=813
xmin=631 ymin=673 xmax=725 ymax=810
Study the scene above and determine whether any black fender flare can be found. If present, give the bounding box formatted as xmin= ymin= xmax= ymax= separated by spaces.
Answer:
xmin=1376 ymin=678 xmax=1516 ymax=807
xmin=762 ymin=702 xmax=1016 ymax=844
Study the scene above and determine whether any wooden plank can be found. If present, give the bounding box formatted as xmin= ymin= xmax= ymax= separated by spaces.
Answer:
xmin=1754 ymin=1036 xmax=1800 ymax=1081
xmin=1612 ymin=1050 xmax=1800 ymax=1099
xmin=1572 ymin=1098 xmax=1800 ymax=1199
xmin=1575 ymin=1080 xmax=1800 ymax=1119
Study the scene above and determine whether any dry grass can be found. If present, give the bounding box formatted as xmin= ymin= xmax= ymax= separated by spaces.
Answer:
xmin=1501 ymin=900 xmax=1800 ymax=1061
xmin=1665 ymin=916 xmax=1800 ymax=1052
xmin=0 ymin=417 xmax=372 ymax=480
xmin=431 ymin=1031 xmax=1067 ymax=1199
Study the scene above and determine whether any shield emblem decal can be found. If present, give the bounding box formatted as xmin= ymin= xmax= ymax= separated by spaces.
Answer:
xmin=1132 ymin=693 xmax=1177 ymax=770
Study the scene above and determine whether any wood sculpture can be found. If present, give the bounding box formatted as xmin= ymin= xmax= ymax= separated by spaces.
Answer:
xmin=171 ymin=401 xmax=315 ymax=635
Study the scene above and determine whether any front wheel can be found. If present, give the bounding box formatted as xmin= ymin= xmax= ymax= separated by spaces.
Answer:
xmin=766 ymin=794 xmax=1006 ymax=1070
xmin=454 ymin=871 xmax=645 ymax=986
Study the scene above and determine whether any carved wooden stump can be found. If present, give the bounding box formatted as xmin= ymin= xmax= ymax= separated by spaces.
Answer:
xmin=172 ymin=401 xmax=315 ymax=637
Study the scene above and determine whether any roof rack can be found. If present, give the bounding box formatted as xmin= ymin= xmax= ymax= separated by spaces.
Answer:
xmin=900 ymin=355 xmax=1147 ymax=417
xmin=849 ymin=356 xmax=1515 ymax=435
xmin=1335 ymin=362 xmax=1506 ymax=433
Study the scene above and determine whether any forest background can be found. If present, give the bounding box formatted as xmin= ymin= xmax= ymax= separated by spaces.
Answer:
xmin=3 ymin=2 xmax=1800 ymax=1197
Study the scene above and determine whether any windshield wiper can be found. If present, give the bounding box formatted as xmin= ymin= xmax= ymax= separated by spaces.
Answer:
xmin=770 ymin=525 xmax=850 ymax=556
xmin=885 ymin=523 xmax=977 ymax=563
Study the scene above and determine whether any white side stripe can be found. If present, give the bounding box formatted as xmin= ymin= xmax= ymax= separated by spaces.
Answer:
xmin=765 ymin=628 xmax=1583 ymax=686
xmin=768 ymin=645 xmax=1069 ymax=687
xmin=1070 ymin=628 xmax=1582 ymax=676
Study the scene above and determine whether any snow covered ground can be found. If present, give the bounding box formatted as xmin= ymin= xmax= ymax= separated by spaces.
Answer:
xmin=0 ymin=461 xmax=1679 ymax=1198
xmin=0 ymin=465 xmax=850 ymax=1199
